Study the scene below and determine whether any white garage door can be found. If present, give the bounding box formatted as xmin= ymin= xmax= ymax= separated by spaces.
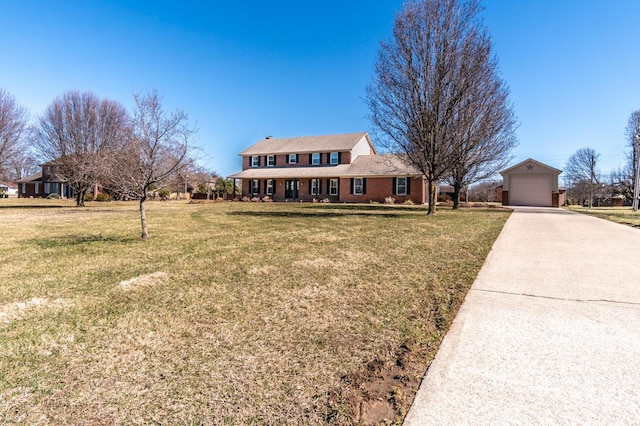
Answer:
xmin=509 ymin=174 xmax=552 ymax=206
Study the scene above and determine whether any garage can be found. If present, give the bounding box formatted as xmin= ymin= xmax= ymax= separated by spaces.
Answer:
xmin=509 ymin=174 xmax=552 ymax=206
xmin=501 ymin=159 xmax=562 ymax=207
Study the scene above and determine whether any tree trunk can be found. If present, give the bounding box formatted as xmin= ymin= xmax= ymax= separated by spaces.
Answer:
xmin=452 ymin=183 xmax=462 ymax=209
xmin=427 ymin=180 xmax=437 ymax=215
xmin=76 ymin=189 xmax=85 ymax=207
xmin=140 ymin=195 xmax=149 ymax=239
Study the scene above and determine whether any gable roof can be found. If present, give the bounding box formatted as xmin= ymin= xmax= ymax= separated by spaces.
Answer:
xmin=500 ymin=158 xmax=562 ymax=175
xmin=239 ymin=132 xmax=375 ymax=156
xmin=16 ymin=172 xmax=43 ymax=183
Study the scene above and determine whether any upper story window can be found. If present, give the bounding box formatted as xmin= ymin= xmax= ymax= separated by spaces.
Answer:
xmin=251 ymin=156 xmax=259 ymax=167
xmin=288 ymin=154 xmax=297 ymax=164
xmin=396 ymin=177 xmax=407 ymax=195
xmin=267 ymin=155 xmax=275 ymax=167
xmin=43 ymin=165 xmax=50 ymax=174
xmin=330 ymin=152 xmax=339 ymax=165
xmin=312 ymin=153 xmax=320 ymax=165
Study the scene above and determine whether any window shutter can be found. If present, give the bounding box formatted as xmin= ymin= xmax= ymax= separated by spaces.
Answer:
xmin=308 ymin=179 xmax=312 ymax=194
xmin=362 ymin=178 xmax=367 ymax=194
xmin=264 ymin=180 xmax=268 ymax=194
xmin=309 ymin=154 xmax=313 ymax=164
xmin=257 ymin=180 xmax=261 ymax=193
xmin=406 ymin=177 xmax=411 ymax=194
xmin=272 ymin=180 xmax=276 ymax=194
xmin=338 ymin=152 xmax=342 ymax=164
xmin=319 ymin=180 xmax=322 ymax=194
xmin=273 ymin=155 xmax=277 ymax=166
xmin=350 ymin=178 xmax=354 ymax=194
xmin=393 ymin=177 xmax=397 ymax=195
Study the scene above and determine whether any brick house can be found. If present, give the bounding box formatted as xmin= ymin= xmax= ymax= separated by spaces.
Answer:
xmin=16 ymin=160 xmax=75 ymax=198
xmin=229 ymin=132 xmax=427 ymax=204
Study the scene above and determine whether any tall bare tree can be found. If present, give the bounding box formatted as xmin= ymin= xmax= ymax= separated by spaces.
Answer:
xmin=0 ymin=88 xmax=29 ymax=178
xmin=565 ymin=147 xmax=600 ymax=208
xmin=446 ymin=41 xmax=518 ymax=208
xmin=107 ymin=90 xmax=195 ymax=239
xmin=367 ymin=0 xmax=506 ymax=215
xmin=32 ymin=91 xmax=131 ymax=206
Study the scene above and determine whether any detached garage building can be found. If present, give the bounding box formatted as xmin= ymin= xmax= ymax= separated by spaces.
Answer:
xmin=501 ymin=159 xmax=563 ymax=207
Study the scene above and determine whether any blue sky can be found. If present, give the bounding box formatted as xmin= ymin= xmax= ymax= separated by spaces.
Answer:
xmin=1 ymin=0 xmax=639 ymax=179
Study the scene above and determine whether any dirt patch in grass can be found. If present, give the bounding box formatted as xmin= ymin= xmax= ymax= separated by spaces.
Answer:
xmin=0 ymin=200 xmax=509 ymax=424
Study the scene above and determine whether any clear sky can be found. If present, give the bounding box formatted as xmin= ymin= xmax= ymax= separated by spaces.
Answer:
xmin=1 ymin=0 xmax=639 ymax=180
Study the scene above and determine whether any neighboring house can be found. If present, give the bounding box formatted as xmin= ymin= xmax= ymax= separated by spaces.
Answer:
xmin=500 ymin=158 xmax=563 ymax=207
xmin=229 ymin=132 xmax=427 ymax=204
xmin=17 ymin=161 xmax=75 ymax=198
xmin=0 ymin=182 xmax=18 ymax=196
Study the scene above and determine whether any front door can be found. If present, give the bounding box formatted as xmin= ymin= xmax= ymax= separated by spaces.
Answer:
xmin=285 ymin=180 xmax=299 ymax=199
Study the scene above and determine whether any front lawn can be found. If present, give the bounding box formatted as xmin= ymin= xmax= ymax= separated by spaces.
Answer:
xmin=565 ymin=205 xmax=640 ymax=227
xmin=0 ymin=200 xmax=509 ymax=424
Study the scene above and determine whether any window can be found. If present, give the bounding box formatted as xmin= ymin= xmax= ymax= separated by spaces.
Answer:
xmin=251 ymin=179 xmax=260 ymax=195
xmin=312 ymin=153 xmax=320 ymax=165
xmin=266 ymin=179 xmax=274 ymax=195
xmin=52 ymin=183 xmax=60 ymax=195
xmin=311 ymin=179 xmax=321 ymax=196
xmin=44 ymin=182 xmax=50 ymax=193
xmin=34 ymin=183 xmax=39 ymax=194
xmin=251 ymin=156 xmax=259 ymax=167
xmin=396 ymin=177 xmax=408 ymax=195
xmin=330 ymin=152 xmax=339 ymax=165
xmin=354 ymin=178 xmax=364 ymax=195
xmin=329 ymin=179 xmax=338 ymax=195
xmin=21 ymin=183 xmax=25 ymax=193
xmin=267 ymin=155 xmax=275 ymax=167
xmin=288 ymin=154 xmax=297 ymax=164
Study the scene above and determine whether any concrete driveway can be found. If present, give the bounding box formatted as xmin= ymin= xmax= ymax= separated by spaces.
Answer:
xmin=404 ymin=207 xmax=640 ymax=425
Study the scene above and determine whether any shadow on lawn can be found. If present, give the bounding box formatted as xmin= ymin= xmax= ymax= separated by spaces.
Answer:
xmin=28 ymin=234 xmax=138 ymax=248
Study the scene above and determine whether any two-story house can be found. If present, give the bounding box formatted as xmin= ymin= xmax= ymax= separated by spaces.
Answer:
xmin=17 ymin=160 xmax=74 ymax=198
xmin=229 ymin=132 xmax=427 ymax=204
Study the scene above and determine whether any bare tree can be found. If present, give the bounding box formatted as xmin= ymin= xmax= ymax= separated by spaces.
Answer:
xmin=625 ymin=110 xmax=640 ymax=209
xmin=107 ymin=90 xmax=195 ymax=239
xmin=565 ymin=147 xmax=600 ymax=208
xmin=367 ymin=0 xmax=505 ymax=215
xmin=0 ymin=89 xmax=29 ymax=178
xmin=8 ymin=144 xmax=39 ymax=180
xmin=32 ymin=91 xmax=131 ymax=206
xmin=446 ymin=43 xmax=518 ymax=208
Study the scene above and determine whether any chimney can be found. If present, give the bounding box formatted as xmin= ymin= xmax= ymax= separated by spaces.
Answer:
xmin=265 ymin=135 xmax=273 ymax=139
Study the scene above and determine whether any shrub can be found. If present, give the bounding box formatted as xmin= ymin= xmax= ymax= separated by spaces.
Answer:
xmin=262 ymin=196 xmax=273 ymax=202
xmin=384 ymin=196 xmax=395 ymax=204
xmin=84 ymin=193 xmax=94 ymax=202
xmin=320 ymin=198 xmax=330 ymax=203
xmin=404 ymin=199 xmax=415 ymax=205
xmin=95 ymin=193 xmax=112 ymax=202
xmin=250 ymin=197 xmax=261 ymax=202
xmin=157 ymin=189 xmax=171 ymax=200
xmin=437 ymin=194 xmax=451 ymax=203
xmin=242 ymin=196 xmax=251 ymax=202
xmin=47 ymin=193 xmax=61 ymax=199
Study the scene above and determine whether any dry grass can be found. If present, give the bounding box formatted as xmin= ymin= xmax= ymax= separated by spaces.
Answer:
xmin=565 ymin=205 xmax=640 ymax=227
xmin=0 ymin=199 xmax=510 ymax=424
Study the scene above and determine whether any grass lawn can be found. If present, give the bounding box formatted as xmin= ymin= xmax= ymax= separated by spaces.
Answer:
xmin=0 ymin=199 xmax=510 ymax=424
xmin=565 ymin=205 xmax=640 ymax=227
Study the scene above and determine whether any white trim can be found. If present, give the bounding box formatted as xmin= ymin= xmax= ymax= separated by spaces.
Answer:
xmin=312 ymin=153 xmax=320 ymax=165
xmin=396 ymin=177 xmax=407 ymax=196
xmin=267 ymin=155 xmax=275 ymax=167
xmin=251 ymin=156 xmax=259 ymax=167
xmin=288 ymin=154 xmax=297 ymax=164
xmin=354 ymin=177 xmax=363 ymax=195
xmin=329 ymin=178 xmax=338 ymax=195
